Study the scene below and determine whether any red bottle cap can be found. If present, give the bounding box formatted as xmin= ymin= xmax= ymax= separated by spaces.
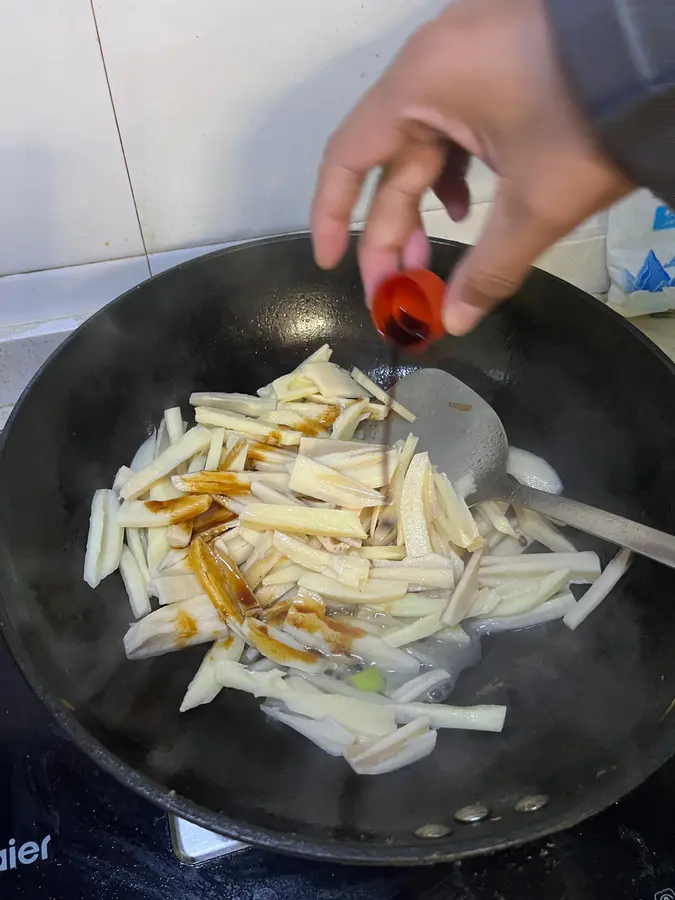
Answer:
xmin=371 ymin=269 xmax=446 ymax=350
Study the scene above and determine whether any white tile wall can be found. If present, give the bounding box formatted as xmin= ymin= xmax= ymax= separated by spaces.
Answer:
xmin=92 ymin=0 xmax=450 ymax=254
xmin=0 ymin=0 xmax=145 ymax=276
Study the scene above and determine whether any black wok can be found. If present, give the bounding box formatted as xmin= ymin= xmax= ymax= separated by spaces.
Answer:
xmin=1 ymin=234 xmax=675 ymax=865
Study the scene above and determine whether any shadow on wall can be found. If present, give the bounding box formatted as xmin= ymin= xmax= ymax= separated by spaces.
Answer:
xmin=218 ymin=1 xmax=446 ymax=246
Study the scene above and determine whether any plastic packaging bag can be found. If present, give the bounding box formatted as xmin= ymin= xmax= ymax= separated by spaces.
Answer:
xmin=607 ymin=189 xmax=675 ymax=316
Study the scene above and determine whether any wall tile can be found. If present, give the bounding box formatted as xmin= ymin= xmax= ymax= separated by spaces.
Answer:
xmin=0 ymin=0 xmax=145 ymax=276
xmin=93 ymin=0 xmax=448 ymax=254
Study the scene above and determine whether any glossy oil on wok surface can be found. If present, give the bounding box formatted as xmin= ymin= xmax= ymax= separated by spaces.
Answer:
xmin=1 ymin=235 xmax=675 ymax=865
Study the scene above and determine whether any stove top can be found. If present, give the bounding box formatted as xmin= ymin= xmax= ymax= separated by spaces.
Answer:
xmin=2 ymin=639 xmax=675 ymax=900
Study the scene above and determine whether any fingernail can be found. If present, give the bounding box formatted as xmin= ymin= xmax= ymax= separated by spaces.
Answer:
xmin=442 ymin=297 xmax=484 ymax=336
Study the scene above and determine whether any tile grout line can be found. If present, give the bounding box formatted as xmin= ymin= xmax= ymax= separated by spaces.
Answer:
xmin=88 ymin=0 xmax=151 ymax=277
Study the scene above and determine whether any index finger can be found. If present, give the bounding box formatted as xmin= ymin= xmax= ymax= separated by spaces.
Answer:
xmin=311 ymin=93 xmax=402 ymax=270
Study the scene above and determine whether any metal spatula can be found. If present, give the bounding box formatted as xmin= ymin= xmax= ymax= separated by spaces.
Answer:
xmin=367 ymin=367 xmax=675 ymax=569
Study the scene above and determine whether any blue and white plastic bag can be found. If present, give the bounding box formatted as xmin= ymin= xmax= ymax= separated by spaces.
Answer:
xmin=607 ymin=189 xmax=675 ymax=316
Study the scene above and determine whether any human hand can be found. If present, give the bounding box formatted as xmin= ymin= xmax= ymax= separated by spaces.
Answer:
xmin=310 ymin=0 xmax=633 ymax=335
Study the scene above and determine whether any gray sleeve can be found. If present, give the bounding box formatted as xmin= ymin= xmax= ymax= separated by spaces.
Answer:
xmin=544 ymin=0 xmax=675 ymax=206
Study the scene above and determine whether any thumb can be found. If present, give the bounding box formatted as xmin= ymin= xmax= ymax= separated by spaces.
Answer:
xmin=442 ymin=186 xmax=563 ymax=335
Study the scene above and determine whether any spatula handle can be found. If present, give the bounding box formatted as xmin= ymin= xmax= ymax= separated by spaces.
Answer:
xmin=515 ymin=485 xmax=675 ymax=569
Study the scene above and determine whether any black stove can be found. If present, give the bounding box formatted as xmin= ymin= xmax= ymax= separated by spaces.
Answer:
xmin=3 ymin=639 xmax=675 ymax=900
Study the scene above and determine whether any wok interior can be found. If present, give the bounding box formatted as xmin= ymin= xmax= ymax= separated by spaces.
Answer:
xmin=2 ymin=235 xmax=675 ymax=859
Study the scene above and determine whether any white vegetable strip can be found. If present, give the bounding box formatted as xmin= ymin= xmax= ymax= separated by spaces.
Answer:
xmin=113 ymin=466 xmax=134 ymax=494
xmin=250 ymin=481 xmax=303 ymax=506
xmin=563 ymin=548 xmax=633 ymax=630
xmin=281 ymin=692 xmax=397 ymax=738
xmin=350 ymin=634 xmax=420 ymax=673
xmin=180 ymin=634 xmax=246 ymax=712
xmin=384 ymin=611 xmax=443 ymax=648
xmin=480 ymin=551 xmax=600 ymax=584
xmin=162 ymin=558 xmax=195 ymax=577
xmin=389 ymin=670 xmax=453 ymax=703
xmin=332 ymin=398 xmax=370 ymax=441
xmin=83 ymin=490 xmax=107 ymax=588
xmin=130 ymin=432 xmax=156 ymax=472
xmin=370 ymin=567 xmax=454 ymax=589
xmin=84 ymin=489 xmax=124 ymax=589
xmin=266 ymin=373 xmax=316 ymax=402
xmin=441 ymin=550 xmax=483 ymax=626
xmin=263 ymin=706 xmax=355 ymax=756
xmin=241 ymin=504 xmax=367 ymax=540
xmin=514 ymin=506 xmax=576 ymax=553
xmin=204 ymin=427 xmax=226 ymax=471
xmin=188 ymin=453 xmax=207 ymax=473
xmin=189 ymin=392 xmax=276 ymax=417
xmin=349 ymin=730 xmax=437 ymax=775
xmin=490 ymin=569 xmax=570 ymax=617
xmin=289 ymin=455 xmax=383 ymax=508
xmin=298 ymin=438 xmax=386 ymax=458
xmin=120 ymin=545 xmax=151 ymax=618
xmin=121 ymin=426 xmax=212 ymax=500
xmin=167 ymin=520 xmax=193 ymax=549
xmin=272 ymin=531 xmax=369 ymax=588
xmin=380 ymin=595 xmax=447 ymax=618
xmin=363 ymin=402 xmax=390 ymax=422
xmin=255 ymin=583 xmax=294 ymax=606
xmin=507 ymin=447 xmax=563 ymax=494
xmin=147 ymin=525 xmax=171 ymax=578
xmin=401 ymin=453 xmax=433 ymax=557
xmin=241 ymin=545 xmax=282 ymax=591
xmin=157 ymin=546 xmax=189 ymax=573
xmin=194 ymin=406 xmax=284 ymax=440
xmin=164 ymin=407 xmax=185 ymax=445
xmin=489 ymin=535 xmax=531 ymax=557
xmin=238 ymin=527 xmax=263 ymax=547
xmin=350 ymin=367 xmax=416 ymax=422
xmin=392 ymin=702 xmax=507 ymax=732
xmin=117 ymin=496 xmax=210 ymax=528
xmin=471 ymin=590 xmax=576 ymax=635
xmin=479 ymin=501 xmax=519 ymax=538
xmin=155 ymin=420 xmax=169 ymax=457
xmin=263 ymin=564 xmax=309 ymax=586
xmin=221 ymin=535 xmax=254 ymax=566
xmin=262 ymin=409 xmax=328 ymax=434
xmin=358 ymin=546 xmax=407 ymax=561
xmin=242 ymin=619 xmax=324 ymax=673
xmin=212 ymin=661 xmax=397 ymax=737
xmin=298 ymin=573 xmax=408 ymax=604
xmin=221 ymin=434 xmax=248 ymax=471
xmin=126 ymin=528 xmax=151 ymax=588
xmin=152 ymin=573 xmax=204 ymax=605
xmin=123 ymin=595 xmax=229 ymax=659
xmin=302 ymin=362 xmax=363 ymax=399
xmin=345 ymin=717 xmax=434 ymax=775
xmin=434 ymin=473 xmax=483 ymax=552
xmin=144 ymin=476 xmax=183 ymax=501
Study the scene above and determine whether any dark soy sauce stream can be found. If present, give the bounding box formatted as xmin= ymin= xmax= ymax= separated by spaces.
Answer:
xmin=381 ymin=310 xmax=431 ymax=501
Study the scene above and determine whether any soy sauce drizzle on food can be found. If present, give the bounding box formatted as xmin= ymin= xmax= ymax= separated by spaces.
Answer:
xmin=381 ymin=311 xmax=432 ymax=501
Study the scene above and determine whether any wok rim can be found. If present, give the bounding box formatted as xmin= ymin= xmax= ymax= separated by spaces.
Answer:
xmin=1 ymin=232 xmax=675 ymax=865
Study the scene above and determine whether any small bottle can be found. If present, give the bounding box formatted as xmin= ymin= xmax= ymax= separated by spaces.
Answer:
xmin=370 ymin=269 xmax=446 ymax=350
